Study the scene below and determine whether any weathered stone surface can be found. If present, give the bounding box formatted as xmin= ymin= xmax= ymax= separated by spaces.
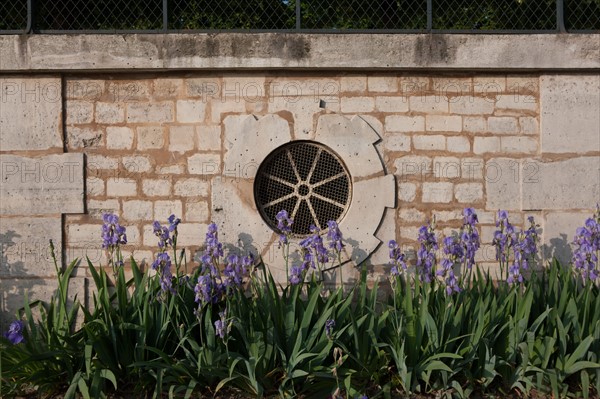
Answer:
xmin=455 ymin=183 xmax=484 ymax=203
xmin=0 ymin=277 xmax=86 ymax=329
xmin=522 ymin=157 xmax=600 ymax=210
xmin=267 ymin=96 xmax=327 ymax=138
xmin=142 ymin=179 xmax=171 ymax=197
xmin=0 ymin=217 xmax=61 ymax=277
xmin=413 ymin=135 xmax=446 ymax=151
xmin=106 ymin=126 xmax=134 ymax=149
xmin=1 ymin=34 xmax=598 ymax=71
xmin=185 ymin=200 xmax=209 ymax=223
xmin=341 ymin=175 xmax=396 ymax=265
xmin=169 ymin=126 xmax=195 ymax=153
xmin=315 ymin=115 xmax=384 ymax=179
xmin=211 ymin=177 xmax=275 ymax=264
xmin=0 ymin=77 xmax=63 ymax=151
xmin=540 ymin=212 xmax=589 ymax=265
xmin=223 ymin=114 xmax=291 ymax=179
xmin=174 ymin=178 xmax=210 ymax=197
xmin=0 ymin=153 xmax=85 ymax=215
xmin=368 ymin=207 xmax=397 ymax=267
xmin=422 ymin=182 xmax=453 ymax=203
xmin=540 ymin=75 xmax=600 ymax=154
xmin=188 ymin=153 xmax=221 ymax=175
xmin=398 ymin=182 xmax=417 ymax=202
xmin=106 ymin=178 xmax=137 ymax=197
xmin=154 ymin=200 xmax=183 ymax=222
xmin=485 ymin=158 xmax=520 ymax=211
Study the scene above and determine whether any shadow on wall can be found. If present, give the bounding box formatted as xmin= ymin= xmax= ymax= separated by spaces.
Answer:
xmin=542 ymin=233 xmax=573 ymax=266
xmin=0 ymin=230 xmax=46 ymax=329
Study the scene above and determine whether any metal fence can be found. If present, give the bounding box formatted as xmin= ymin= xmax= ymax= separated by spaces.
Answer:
xmin=1 ymin=0 xmax=598 ymax=34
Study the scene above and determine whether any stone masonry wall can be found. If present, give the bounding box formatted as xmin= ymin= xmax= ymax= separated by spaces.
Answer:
xmin=1 ymin=71 xmax=599 ymax=325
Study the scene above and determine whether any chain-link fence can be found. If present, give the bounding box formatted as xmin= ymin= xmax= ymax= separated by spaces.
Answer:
xmin=1 ymin=0 xmax=598 ymax=33
xmin=0 ymin=0 xmax=30 ymax=33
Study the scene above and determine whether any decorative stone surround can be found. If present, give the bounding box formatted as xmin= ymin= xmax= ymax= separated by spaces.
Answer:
xmin=214 ymin=113 xmax=395 ymax=282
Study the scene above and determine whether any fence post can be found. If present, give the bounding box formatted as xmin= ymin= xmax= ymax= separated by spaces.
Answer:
xmin=163 ymin=0 xmax=168 ymax=31
xmin=427 ymin=0 xmax=433 ymax=31
xmin=26 ymin=0 xmax=33 ymax=33
xmin=557 ymin=0 xmax=566 ymax=32
xmin=296 ymin=0 xmax=301 ymax=30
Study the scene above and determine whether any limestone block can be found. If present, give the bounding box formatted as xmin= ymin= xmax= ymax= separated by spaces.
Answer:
xmin=188 ymin=153 xmax=221 ymax=175
xmin=488 ymin=117 xmax=518 ymax=134
xmin=447 ymin=136 xmax=470 ymax=153
xmin=177 ymin=100 xmax=206 ymax=123
xmin=123 ymin=155 xmax=152 ymax=173
xmin=413 ymin=135 xmax=446 ymax=151
xmin=485 ymin=158 xmax=520 ymax=211
xmin=522 ymin=157 xmax=600 ymax=210
xmin=455 ymin=183 xmax=484 ymax=203
xmin=383 ymin=134 xmax=411 ymax=152
xmin=340 ymin=97 xmax=375 ymax=113
xmin=174 ymin=178 xmax=210 ymax=197
xmin=185 ymin=200 xmax=209 ymax=223
xmin=398 ymin=182 xmax=417 ymax=202
xmin=0 ymin=153 xmax=84 ymax=215
xmin=169 ymin=126 xmax=195 ymax=153
xmin=385 ymin=115 xmax=425 ymax=132
xmin=433 ymin=156 xmax=461 ymax=180
xmin=0 ymin=217 xmax=61 ymax=277
xmin=0 ymin=77 xmax=63 ymax=151
xmin=375 ymin=96 xmax=409 ymax=113
xmin=449 ymin=97 xmax=495 ymax=115
xmin=142 ymin=179 xmax=171 ymax=197
xmin=267 ymin=96 xmax=328 ymax=137
xmin=422 ymin=182 xmax=453 ymax=203
xmin=223 ymin=114 xmax=291 ymax=179
xmin=540 ymin=212 xmax=591 ymax=265
xmin=106 ymin=127 xmax=134 ymax=149
xmin=368 ymin=76 xmax=399 ymax=92
xmin=0 ymin=277 xmax=86 ymax=328
xmin=106 ymin=178 xmax=137 ymax=197
xmin=474 ymin=137 xmax=500 ymax=154
xmin=197 ymin=125 xmax=222 ymax=151
xmin=122 ymin=200 xmax=153 ymax=221
xmin=315 ymin=115 xmax=384 ymax=179
xmin=137 ymin=126 xmax=165 ymax=150
xmin=540 ymin=75 xmax=600 ymax=154
xmin=95 ymin=102 xmax=125 ymax=124
xmin=410 ymin=96 xmax=448 ymax=114
xmin=127 ymin=102 xmax=173 ymax=123
xmin=425 ymin=115 xmax=462 ymax=132
xmin=154 ymin=200 xmax=183 ymax=222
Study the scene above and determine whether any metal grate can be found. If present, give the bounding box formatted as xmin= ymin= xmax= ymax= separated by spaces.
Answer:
xmin=565 ymin=0 xmax=600 ymax=31
xmin=0 ymin=0 xmax=28 ymax=32
xmin=1 ymin=0 xmax=597 ymax=33
xmin=168 ymin=0 xmax=295 ymax=30
xmin=35 ymin=0 xmax=163 ymax=31
xmin=255 ymin=142 xmax=351 ymax=236
xmin=300 ymin=0 xmax=427 ymax=30
xmin=433 ymin=0 xmax=557 ymax=30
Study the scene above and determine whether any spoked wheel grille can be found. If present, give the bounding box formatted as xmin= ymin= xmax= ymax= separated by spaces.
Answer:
xmin=254 ymin=141 xmax=352 ymax=236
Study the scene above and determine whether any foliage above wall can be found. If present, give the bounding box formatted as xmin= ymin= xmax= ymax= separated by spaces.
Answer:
xmin=2 ymin=0 xmax=599 ymax=32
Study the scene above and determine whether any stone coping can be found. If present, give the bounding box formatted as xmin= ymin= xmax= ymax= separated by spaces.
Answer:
xmin=1 ymin=34 xmax=599 ymax=72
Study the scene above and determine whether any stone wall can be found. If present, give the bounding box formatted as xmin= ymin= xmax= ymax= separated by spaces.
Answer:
xmin=1 ymin=34 xmax=599 ymax=325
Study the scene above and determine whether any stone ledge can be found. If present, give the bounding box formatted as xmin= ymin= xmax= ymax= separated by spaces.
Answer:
xmin=1 ymin=34 xmax=598 ymax=72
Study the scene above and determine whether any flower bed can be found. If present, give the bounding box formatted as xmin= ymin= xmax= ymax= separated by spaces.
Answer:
xmin=1 ymin=208 xmax=599 ymax=398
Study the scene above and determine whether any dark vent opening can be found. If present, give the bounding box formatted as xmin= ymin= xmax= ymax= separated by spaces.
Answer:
xmin=254 ymin=141 xmax=352 ymax=236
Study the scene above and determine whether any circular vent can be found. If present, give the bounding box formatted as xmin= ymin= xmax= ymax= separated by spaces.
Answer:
xmin=254 ymin=141 xmax=352 ymax=236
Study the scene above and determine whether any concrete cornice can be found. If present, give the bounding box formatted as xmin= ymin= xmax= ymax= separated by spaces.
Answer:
xmin=1 ymin=33 xmax=599 ymax=72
